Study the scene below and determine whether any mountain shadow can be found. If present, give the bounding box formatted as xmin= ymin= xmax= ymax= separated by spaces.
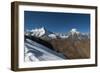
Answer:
xmin=25 ymin=35 xmax=55 ymax=51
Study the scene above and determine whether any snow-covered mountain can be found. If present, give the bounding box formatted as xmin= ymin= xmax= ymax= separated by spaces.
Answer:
xmin=67 ymin=28 xmax=89 ymax=40
xmin=68 ymin=28 xmax=80 ymax=35
xmin=25 ymin=27 xmax=89 ymax=40
xmin=25 ymin=27 xmax=51 ymax=37
xmin=24 ymin=37 xmax=66 ymax=62
xmin=25 ymin=27 xmax=58 ymax=40
xmin=31 ymin=27 xmax=46 ymax=37
xmin=25 ymin=27 xmax=57 ymax=39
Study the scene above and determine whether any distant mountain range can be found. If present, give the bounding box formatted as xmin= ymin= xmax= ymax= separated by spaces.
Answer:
xmin=25 ymin=27 xmax=90 ymax=40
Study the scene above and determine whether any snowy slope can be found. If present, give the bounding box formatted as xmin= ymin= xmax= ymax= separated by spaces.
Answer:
xmin=24 ymin=38 xmax=66 ymax=62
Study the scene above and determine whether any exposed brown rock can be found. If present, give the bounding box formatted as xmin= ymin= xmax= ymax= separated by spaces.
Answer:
xmin=48 ymin=38 xmax=90 ymax=59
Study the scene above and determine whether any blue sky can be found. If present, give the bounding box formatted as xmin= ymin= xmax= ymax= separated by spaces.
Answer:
xmin=24 ymin=11 xmax=90 ymax=33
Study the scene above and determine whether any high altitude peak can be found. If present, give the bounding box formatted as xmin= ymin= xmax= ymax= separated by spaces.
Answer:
xmin=31 ymin=27 xmax=45 ymax=32
xmin=69 ymin=28 xmax=80 ymax=35
xmin=39 ymin=26 xmax=45 ymax=31
xmin=29 ymin=27 xmax=46 ymax=37
xmin=40 ymin=26 xmax=45 ymax=29
xmin=71 ymin=28 xmax=77 ymax=32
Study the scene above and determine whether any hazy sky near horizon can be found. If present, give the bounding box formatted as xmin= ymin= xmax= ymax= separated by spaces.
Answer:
xmin=24 ymin=11 xmax=90 ymax=33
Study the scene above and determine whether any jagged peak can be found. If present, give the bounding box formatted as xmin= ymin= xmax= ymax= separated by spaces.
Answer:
xmin=71 ymin=28 xmax=77 ymax=32
xmin=69 ymin=28 xmax=80 ymax=35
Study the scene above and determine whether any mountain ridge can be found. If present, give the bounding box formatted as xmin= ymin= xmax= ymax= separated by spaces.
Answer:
xmin=25 ymin=27 xmax=90 ymax=40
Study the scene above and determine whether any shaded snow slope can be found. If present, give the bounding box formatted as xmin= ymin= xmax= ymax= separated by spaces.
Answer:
xmin=24 ymin=38 xmax=66 ymax=62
